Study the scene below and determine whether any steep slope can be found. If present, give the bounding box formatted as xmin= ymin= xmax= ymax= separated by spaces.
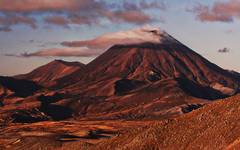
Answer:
xmin=60 ymin=30 xmax=239 ymax=97
xmin=2 ymin=27 xmax=240 ymax=122
xmin=0 ymin=76 xmax=41 ymax=106
xmin=51 ymin=28 xmax=240 ymax=120
xmin=93 ymin=94 xmax=240 ymax=150
xmin=16 ymin=60 xmax=85 ymax=87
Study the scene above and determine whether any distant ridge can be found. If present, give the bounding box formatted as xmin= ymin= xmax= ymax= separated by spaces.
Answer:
xmin=15 ymin=60 xmax=85 ymax=87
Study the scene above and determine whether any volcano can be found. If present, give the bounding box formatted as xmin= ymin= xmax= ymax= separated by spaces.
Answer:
xmin=1 ymin=27 xmax=240 ymax=121
xmin=1 ymin=27 xmax=240 ymax=150
xmin=58 ymin=28 xmax=239 ymax=96
xmin=45 ymin=27 xmax=240 ymax=120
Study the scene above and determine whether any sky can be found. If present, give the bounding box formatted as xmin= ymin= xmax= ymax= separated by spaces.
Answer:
xmin=0 ymin=0 xmax=240 ymax=76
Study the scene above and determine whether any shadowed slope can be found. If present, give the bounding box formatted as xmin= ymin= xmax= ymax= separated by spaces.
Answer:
xmin=2 ymin=28 xmax=240 ymax=122
xmin=52 ymin=41 xmax=240 ymax=120
xmin=0 ymin=76 xmax=41 ymax=98
xmin=43 ymin=30 xmax=240 ymax=120
xmin=59 ymin=42 xmax=239 ymax=98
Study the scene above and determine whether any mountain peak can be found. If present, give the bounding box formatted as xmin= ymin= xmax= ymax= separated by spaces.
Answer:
xmin=103 ymin=26 xmax=178 ymax=45
xmin=64 ymin=33 xmax=239 ymax=98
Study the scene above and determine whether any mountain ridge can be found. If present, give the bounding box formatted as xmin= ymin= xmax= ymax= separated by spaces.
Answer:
xmin=15 ymin=59 xmax=85 ymax=87
xmin=1 ymin=29 xmax=240 ymax=122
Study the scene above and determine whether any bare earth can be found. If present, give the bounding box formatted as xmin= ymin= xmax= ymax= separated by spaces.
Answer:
xmin=1 ymin=32 xmax=240 ymax=150
xmin=1 ymin=95 xmax=240 ymax=150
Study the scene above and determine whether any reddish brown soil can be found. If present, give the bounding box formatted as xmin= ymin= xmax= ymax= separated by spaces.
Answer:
xmin=0 ymin=120 xmax=152 ymax=150
xmin=93 ymin=94 xmax=240 ymax=150
xmin=1 ymin=40 xmax=240 ymax=122
xmin=1 ymin=95 xmax=240 ymax=150
xmin=1 ymin=33 xmax=240 ymax=149
xmin=15 ymin=60 xmax=85 ymax=87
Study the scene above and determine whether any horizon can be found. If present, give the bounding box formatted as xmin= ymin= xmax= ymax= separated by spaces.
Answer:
xmin=0 ymin=0 xmax=240 ymax=76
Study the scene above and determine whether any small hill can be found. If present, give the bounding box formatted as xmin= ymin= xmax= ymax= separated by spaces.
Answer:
xmin=15 ymin=60 xmax=85 ymax=87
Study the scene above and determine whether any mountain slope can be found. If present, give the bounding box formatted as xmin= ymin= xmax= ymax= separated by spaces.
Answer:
xmin=0 ymin=76 xmax=41 ymax=102
xmin=16 ymin=60 xmax=85 ymax=87
xmin=60 ymin=34 xmax=239 ymax=98
xmin=93 ymin=94 xmax=240 ymax=150
xmin=50 ymin=29 xmax=240 ymax=120
xmin=2 ymin=27 xmax=240 ymax=122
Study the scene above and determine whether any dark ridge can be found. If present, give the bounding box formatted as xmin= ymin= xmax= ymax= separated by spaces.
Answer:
xmin=38 ymin=93 xmax=73 ymax=121
xmin=0 ymin=76 xmax=41 ymax=97
xmin=11 ymin=93 xmax=73 ymax=123
xmin=38 ymin=93 xmax=65 ymax=105
xmin=11 ymin=109 xmax=49 ymax=123
xmin=176 ymin=78 xmax=228 ymax=100
xmin=39 ymin=104 xmax=73 ymax=121
xmin=114 ymin=79 xmax=145 ymax=96
xmin=181 ymin=104 xmax=204 ymax=113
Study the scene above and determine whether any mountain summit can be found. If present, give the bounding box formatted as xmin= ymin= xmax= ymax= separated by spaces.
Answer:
xmin=1 ymin=27 xmax=240 ymax=121
xmin=47 ymin=28 xmax=240 ymax=120
xmin=61 ymin=27 xmax=179 ymax=50
xmin=59 ymin=28 xmax=239 ymax=98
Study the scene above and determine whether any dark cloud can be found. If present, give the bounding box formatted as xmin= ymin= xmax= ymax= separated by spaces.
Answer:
xmin=139 ymin=0 xmax=167 ymax=10
xmin=44 ymin=16 xmax=70 ymax=27
xmin=0 ymin=0 xmax=167 ymax=30
xmin=0 ymin=15 xmax=37 ymax=31
xmin=29 ymin=39 xmax=35 ymax=43
xmin=44 ymin=15 xmax=98 ymax=27
xmin=218 ymin=47 xmax=230 ymax=53
xmin=189 ymin=0 xmax=240 ymax=23
xmin=104 ymin=10 xmax=153 ymax=25
xmin=0 ymin=0 xmax=102 ymax=13
xmin=27 ymin=40 xmax=59 ymax=47
xmin=0 ymin=26 xmax=12 ymax=32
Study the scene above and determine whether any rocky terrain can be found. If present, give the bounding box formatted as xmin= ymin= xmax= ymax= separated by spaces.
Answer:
xmin=0 ymin=28 xmax=240 ymax=149
xmin=1 ymin=95 xmax=240 ymax=150
xmin=1 ymin=29 xmax=240 ymax=122
xmin=93 ymin=94 xmax=240 ymax=150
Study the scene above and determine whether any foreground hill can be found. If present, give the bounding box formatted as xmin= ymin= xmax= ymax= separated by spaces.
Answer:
xmin=93 ymin=94 xmax=240 ymax=150
xmin=15 ymin=60 xmax=85 ymax=87
xmin=1 ymin=94 xmax=240 ymax=150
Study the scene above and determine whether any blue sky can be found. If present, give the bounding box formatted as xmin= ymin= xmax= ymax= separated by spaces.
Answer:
xmin=0 ymin=0 xmax=239 ymax=75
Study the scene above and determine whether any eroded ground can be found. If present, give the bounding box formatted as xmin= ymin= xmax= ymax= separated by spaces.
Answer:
xmin=0 ymin=120 xmax=152 ymax=150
